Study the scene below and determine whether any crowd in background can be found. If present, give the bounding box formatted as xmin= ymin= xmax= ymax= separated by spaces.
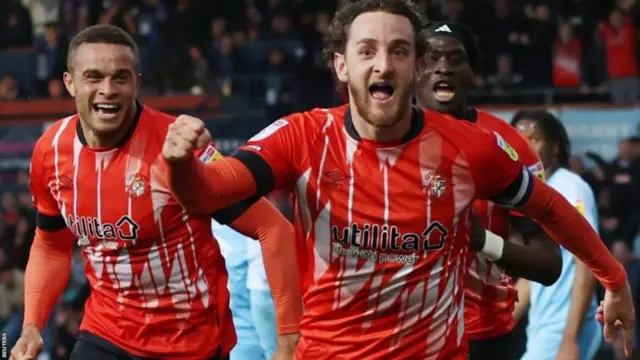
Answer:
xmin=0 ymin=0 xmax=639 ymax=108
xmin=0 ymin=0 xmax=639 ymax=359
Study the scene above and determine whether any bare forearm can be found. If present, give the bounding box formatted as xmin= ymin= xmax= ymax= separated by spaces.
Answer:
xmin=513 ymin=278 xmax=530 ymax=324
xmin=562 ymin=258 xmax=597 ymax=339
xmin=497 ymin=236 xmax=561 ymax=286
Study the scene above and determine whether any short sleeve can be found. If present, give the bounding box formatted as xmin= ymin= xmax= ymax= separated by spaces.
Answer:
xmin=30 ymin=143 xmax=66 ymax=231
xmin=232 ymin=115 xmax=302 ymax=195
xmin=466 ymin=129 xmax=534 ymax=208
xmin=195 ymin=143 xmax=259 ymax=224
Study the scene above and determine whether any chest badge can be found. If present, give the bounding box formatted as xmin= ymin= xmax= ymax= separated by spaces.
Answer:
xmin=423 ymin=171 xmax=447 ymax=198
xmin=126 ymin=174 xmax=148 ymax=199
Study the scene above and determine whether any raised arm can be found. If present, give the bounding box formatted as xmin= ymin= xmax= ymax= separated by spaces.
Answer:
xmin=161 ymin=115 xmax=298 ymax=214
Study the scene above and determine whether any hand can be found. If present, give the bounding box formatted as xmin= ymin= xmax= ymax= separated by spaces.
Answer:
xmin=595 ymin=282 xmax=635 ymax=358
xmin=162 ymin=115 xmax=212 ymax=163
xmin=555 ymin=337 xmax=579 ymax=360
xmin=271 ymin=333 xmax=300 ymax=360
xmin=10 ymin=324 xmax=43 ymax=360
xmin=469 ymin=211 xmax=485 ymax=252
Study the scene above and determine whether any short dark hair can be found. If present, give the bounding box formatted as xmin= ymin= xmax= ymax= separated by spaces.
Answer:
xmin=67 ymin=25 xmax=140 ymax=72
xmin=323 ymin=0 xmax=427 ymax=96
xmin=511 ymin=110 xmax=571 ymax=167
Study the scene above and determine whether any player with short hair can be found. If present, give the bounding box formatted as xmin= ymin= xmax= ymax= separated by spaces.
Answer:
xmin=11 ymin=24 xmax=301 ymax=360
xmin=160 ymin=1 xmax=634 ymax=359
xmin=415 ymin=21 xmax=562 ymax=360
xmin=512 ymin=110 xmax=602 ymax=360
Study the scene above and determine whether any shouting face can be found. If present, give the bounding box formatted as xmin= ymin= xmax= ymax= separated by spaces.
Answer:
xmin=334 ymin=11 xmax=423 ymax=130
xmin=64 ymin=42 xmax=140 ymax=146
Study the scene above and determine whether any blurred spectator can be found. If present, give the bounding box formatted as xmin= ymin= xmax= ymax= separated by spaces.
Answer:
xmin=599 ymin=7 xmax=639 ymax=104
xmin=0 ymin=1 xmax=35 ymax=50
xmin=129 ymin=0 xmax=167 ymax=48
xmin=0 ymin=75 xmax=22 ymax=101
xmin=553 ymin=22 xmax=583 ymax=88
xmin=211 ymin=35 xmax=241 ymax=84
xmin=609 ymin=138 xmax=640 ymax=247
xmin=47 ymin=77 xmax=65 ymax=98
xmin=22 ymin=0 xmax=60 ymax=35
xmin=485 ymin=54 xmax=523 ymax=91
xmin=34 ymin=23 xmax=66 ymax=91
xmin=210 ymin=17 xmax=227 ymax=47
xmin=521 ymin=3 xmax=555 ymax=87
xmin=98 ymin=0 xmax=136 ymax=35
xmin=188 ymin=45 xmax=210 ymax=95
xmin=481 ymin=0 xmax=520 ymax=75
xmin=264 ymin=47 xmax=293 ymax=121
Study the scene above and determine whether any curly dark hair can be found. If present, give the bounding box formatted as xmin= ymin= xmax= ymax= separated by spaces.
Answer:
xmin=511 ymin=110 xmax=572 ymax=168
xmin=323 ymin=0 xmax=428 ymax=96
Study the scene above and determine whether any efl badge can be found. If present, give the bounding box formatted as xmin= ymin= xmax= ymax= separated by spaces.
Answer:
xmin=573 ymin=200 xmax=585 ymax=215
xmin=528 ymin=161 xmax=546 ymax=181
xmin=126 ymin=174 xmax=148 ymax=198
xmin=430 ymin=175 xmax=446 ymax=197
xmin=199 ymin=144 xmax=223 ymax=163
xmin=494 ymin=131 xmax=519 ymax=161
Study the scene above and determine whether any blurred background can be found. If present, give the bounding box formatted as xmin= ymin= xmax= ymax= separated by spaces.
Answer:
xmin=0 ymin=0 xmax=638 ymax=359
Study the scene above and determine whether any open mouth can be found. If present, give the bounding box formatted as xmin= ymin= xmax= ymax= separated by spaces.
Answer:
xmin=433 ymin=81 xmax=455 ymax=102
xmin=92 ymin=103 xmax=122 ymax=117
xmin=369 ymin=82 xmax=395 ymax=102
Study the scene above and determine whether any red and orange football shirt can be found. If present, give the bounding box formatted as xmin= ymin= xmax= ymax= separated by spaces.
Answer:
xmin=29 ymin=105 xmax=240 ymax=359
xmin=228 ymin=105 xmax=533 ymax=359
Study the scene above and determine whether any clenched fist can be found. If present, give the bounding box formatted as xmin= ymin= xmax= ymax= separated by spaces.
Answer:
xmin=10 ymin=324 xmax=43 ymax=360
xmin=162 ymin=115 xmax=212 ymax=162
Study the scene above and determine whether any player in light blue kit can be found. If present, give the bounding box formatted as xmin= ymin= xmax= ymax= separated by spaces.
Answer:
xmin=213 ymin=220 xmax=278 ymax=360
xmin=511 ymin=110 xmax=602 ymax=360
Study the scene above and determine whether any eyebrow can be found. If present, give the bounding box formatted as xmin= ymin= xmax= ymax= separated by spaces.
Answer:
xmin=356 ymin=38 xmax=413 ymax=47
xmin=81 ymin=69 xmax=132 ymax=77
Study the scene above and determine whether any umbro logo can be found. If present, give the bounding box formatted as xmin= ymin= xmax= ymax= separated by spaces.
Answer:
xmin=323 ymin=170 xmax=350 ymax=188
xmin=435 ymin=25 xmax=452 ymax=33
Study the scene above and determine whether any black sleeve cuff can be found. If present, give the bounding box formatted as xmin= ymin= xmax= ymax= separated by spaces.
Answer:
xmin=491 ymin=166 xmax=534 ymax=208
xmin=211 ymin=197 xmax=261 ymax=225
xmin=231 ymin=150 xmax=276 ymax=198
xmin=36 ymin=212 xmax=66 ymax=232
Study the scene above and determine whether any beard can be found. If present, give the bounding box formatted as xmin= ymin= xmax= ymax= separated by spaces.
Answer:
xmin=348 ymin=78 xmax=414 ymax=129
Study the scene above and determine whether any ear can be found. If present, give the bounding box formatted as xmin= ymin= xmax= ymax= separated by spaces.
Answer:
xmin=63 ymin=72 xmax=75 ymax=97
xmin=334 ymin=53 xmax=348 ymax=82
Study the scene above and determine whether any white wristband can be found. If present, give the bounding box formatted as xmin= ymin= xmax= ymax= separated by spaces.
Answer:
xmin=480 ymin=230 xmax=505 ymax=261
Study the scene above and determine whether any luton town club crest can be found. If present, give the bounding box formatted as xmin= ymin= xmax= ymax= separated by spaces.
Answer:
xmin=126 ymin=174 xmax=148 ymax=198
xmin=430 ymin=175 xmax=446 ymax=197
xmin=423 ymin=171 xmax=446 ymax=198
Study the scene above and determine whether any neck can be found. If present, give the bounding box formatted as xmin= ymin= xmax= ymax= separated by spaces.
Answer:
xmin=545 ymin=163 xmax=558 ymax=178
xmin=81 ymin=101 xmax=137 ymax=149
xmin=350 ymin=103 xmax=412 ymax=143
xmin=447 ymin=104 xmax=468 ymax=120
